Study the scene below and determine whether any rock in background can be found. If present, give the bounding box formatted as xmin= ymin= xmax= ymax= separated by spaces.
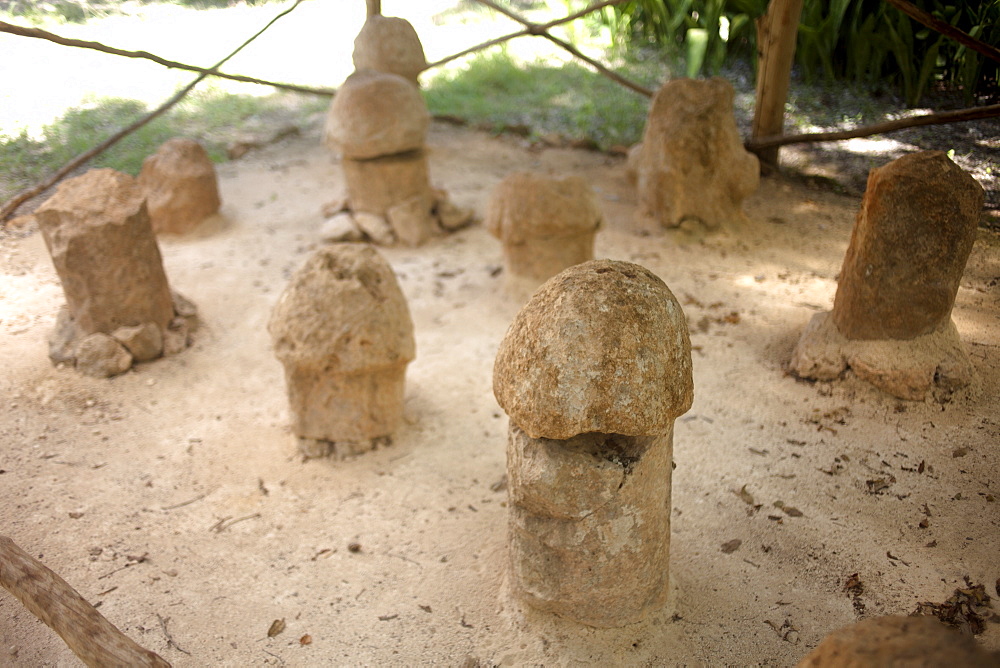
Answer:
xmin=139 ymin=137 xmax=221 ymax=235
xmin=632 ymin=77 xmax=759 ymax=231
xmin=485 ymin=172 xmax=601 ymax=299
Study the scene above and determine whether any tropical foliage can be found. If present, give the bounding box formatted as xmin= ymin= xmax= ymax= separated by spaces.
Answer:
xmin=597 ymin=0 xmax=1000 ymax=105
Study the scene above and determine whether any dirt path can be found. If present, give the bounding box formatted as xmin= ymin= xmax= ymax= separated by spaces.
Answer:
xmin=1 ymin=118 xmax=998 ymax=666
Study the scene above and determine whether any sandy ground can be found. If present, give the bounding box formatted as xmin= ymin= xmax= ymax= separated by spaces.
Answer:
xmin=1 ymin=116 xmax=999 ymax=666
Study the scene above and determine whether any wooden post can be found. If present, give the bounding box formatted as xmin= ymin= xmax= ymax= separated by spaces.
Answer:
xmin=366 ymin=0 xmax=380 ymax=18
xmin=750 ymin=0 xmax=803 ymax=169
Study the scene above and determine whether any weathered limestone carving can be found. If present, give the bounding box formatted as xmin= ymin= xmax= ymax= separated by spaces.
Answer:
xmin=493 ymin=260 xmax=693 ymax=627
xmin=790 ymin=151 xmax=984 ymax=400
xmin=797 ymin=615 xmax=1000 ymax=667
xmin=138 ymin=137 xmax=221 ymax=235
xmin=353 ymin=14 xmax=427 ymax=86
xmin=322 ymin=70 xmax=472 ymax=246
xmin=324 ymin=70 xmax=429 ymax=161
xmin=485 ymin=172 xmax=602 ymax=298
xmin=269 ymin=244 xmax=415 ymax=459
xmin=632 ymin=77 xmax=759 ymax=230
xmin=36 ymin=169 xmax=197 ymax=377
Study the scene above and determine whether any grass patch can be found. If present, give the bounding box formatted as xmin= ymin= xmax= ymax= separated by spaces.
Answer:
xmin=424 ymin=49 xmax=663 ymax=149
xmin=0 ymin=88 xmax=326 ymax=201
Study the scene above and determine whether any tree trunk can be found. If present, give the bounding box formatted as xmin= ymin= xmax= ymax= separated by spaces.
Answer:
xmin=750 ymin=0 xmax=804 ymax=169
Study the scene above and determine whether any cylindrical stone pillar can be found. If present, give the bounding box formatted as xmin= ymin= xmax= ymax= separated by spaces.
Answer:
xmin=493 ymin=260 xmax=693 ymax=627
xmin=35 ymin=169 xmax=175 ymax=335
xmin=832 ymin=150 xmax=983 ymax=340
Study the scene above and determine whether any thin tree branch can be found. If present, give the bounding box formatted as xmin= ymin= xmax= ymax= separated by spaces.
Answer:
xmin=425 ymin=0 xmax=629 ymax=71
xmin=745 ymin=102 xmax=1000 ymax=150
xmin=0 ymin=536 xmax=171 ymax=667
xmin=1 ymin=0 xmax=307 ymax=224
xmin=884 ymin=0 xmax=1000 ymax=66
xmin=424 ymin=27 xmax=531 ymax=70
xmin=0 ymin=21 xmax=334 ymax=97
xmin=471 ymin=0 xmax=652 ymax=97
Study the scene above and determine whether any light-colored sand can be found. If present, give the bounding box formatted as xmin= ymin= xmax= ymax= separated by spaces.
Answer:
xmin=1 ymin=117 xmax=998 ymax=666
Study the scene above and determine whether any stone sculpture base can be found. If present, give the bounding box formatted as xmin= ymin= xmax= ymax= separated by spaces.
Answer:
xmin=285 ymin=365 xmax=407 ymax=459
xmin=48 ymin=291 xmax=197 ymax=378
xmin=507 ymin=425 xmax=672 ymax=628
xmin=322 ymin=184 xmax=473 ymax=247
xmin=789 ymin=311 xmax=973 ymax=401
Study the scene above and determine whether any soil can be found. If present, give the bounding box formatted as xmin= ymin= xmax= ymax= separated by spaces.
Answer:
xmin=1 ymin=115 xmax=999 ymax=666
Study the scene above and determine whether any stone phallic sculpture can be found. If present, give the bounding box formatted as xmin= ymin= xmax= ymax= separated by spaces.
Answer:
xmin=322 ymin=70 xmax=471 ymax=246
xmin=353 ymin=14 xmax=427 ymax=86
xmin=493 ymin=260 xmax=693 ymax=627
xmin=138 ymin=137 xmax=221 ymax=235
xmin=36 ymin=168 xmax=197 ymax=378
xmin=269 ymin=244 xmax=415 ymax=459
xmin=797 ymin=615 xmax=1000 ymax=667
xmin=485 ymin=172 xmax=602 ymax=298
xmin=790 ymin=151 xmax=984 ymax=400
xmin=632 ymin=77 xmax=759 ymax=230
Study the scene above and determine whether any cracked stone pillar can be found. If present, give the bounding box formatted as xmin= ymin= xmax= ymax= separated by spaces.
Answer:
xmin=268 ymin=244 xmax=415 ymax=459
xmin=485 ymin=172 xmax=602 ymax=299
xmin=36 ymin=168 xmax=196 ymax=377
xmin=493 ymin=259 xmax=693 ymax=627
xmin=790 ymin=151 xmax=984 ymax=400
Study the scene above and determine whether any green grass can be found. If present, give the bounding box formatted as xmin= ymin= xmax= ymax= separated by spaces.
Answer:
xmin=0 ymin=87 xmax=327 ymax=201
xmin=424 ymin=49 xmax=664 ymax=150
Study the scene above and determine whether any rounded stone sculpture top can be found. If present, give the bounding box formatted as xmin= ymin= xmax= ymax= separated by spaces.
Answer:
xmin=268 ymin=244 xmax=415 ymax=374
xmin=324 ymin=70 xmax=429 ymax=160
xmin=485 ymin=172 xmax=602 ymax=244
xmin=493 ymin=260 xmax=693 ymax=440
xmin=138 ymin=137 xmax=221 ymax=235
xmin=353 ymin=15 xmax=427 ymax=85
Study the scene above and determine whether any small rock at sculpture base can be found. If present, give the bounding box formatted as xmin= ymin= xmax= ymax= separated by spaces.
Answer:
xmin=321 ymin=197 xmax=349 ymax=219
xmin=171 ymin=290 xmax=198 ymax=320
xmin=162 ymin=318 xmax=191 ymax=356
xmin=112 ymin=323 xmax=163 ymax=363
xmin=139 ymin=137 xmax=221 ymax=235
xmin=298 ymin=435 xmax=391 ymax=461
xmin=75 ymin=333 xmax=133 ymax=378
xmin=354 ymin=211 xmax=396 ymax=245
xmin=48 ymin=306 xmax=81 ymax=364
xmin=434 ymin=195 xmax=474 ymax=231
xmin=321 ymin=212 xmax=365 ymax=243
xmin=387 ymin=194 xmax=437 ymax=247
